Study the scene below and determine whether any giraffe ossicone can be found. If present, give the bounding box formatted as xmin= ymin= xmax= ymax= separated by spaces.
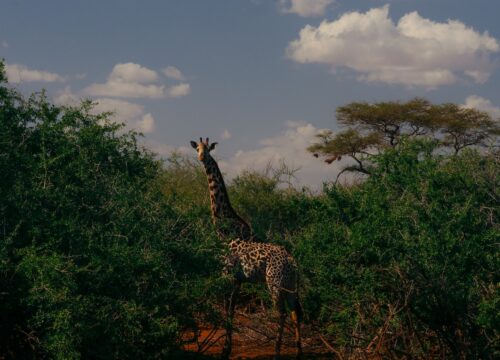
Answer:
xmin=191 ymin=137 xmax=303 ymax=358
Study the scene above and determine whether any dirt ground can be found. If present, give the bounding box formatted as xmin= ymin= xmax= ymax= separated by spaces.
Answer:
xmin=180 ymin=305 xmax=438 ymax=359
xmin=182 ymin=310 xmax=335 ymax=359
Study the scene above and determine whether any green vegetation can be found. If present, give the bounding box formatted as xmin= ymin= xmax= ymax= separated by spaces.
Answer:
xmin=308 ymin=98 xmax=500 ymax=181
xmin=0 ymin=61 xmax=222 ymax=359
xmin=296 ymin=141 xmax=499 ymax=358
xmin=1 ymin=60 xmax=498 ymax=359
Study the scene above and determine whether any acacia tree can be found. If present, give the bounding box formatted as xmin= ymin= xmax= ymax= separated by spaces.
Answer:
xmin=309 ymin=98 xmax=499 ymax=181
xmin=439 ymin=103 xmax=500 ymax=154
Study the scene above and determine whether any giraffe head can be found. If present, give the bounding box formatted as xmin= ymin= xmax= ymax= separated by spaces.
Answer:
xmin=190 ymin=137 xmax=218 ymax=163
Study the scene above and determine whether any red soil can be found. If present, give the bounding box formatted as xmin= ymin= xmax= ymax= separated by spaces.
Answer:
xmin=183 ymin=311 xmax=331 ymax=359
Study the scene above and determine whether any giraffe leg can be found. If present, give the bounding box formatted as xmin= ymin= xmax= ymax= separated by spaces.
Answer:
xmin=291 ymin=309 xmax=302 ymax=357
xmin=275 ymin=310 xmax=286 ymax=358
xmin=222 ymin=282 xmax=239 ymax=359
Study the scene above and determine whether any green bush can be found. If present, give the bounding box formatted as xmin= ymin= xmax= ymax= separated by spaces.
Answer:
xmin=0 ymin=62 xmax=221 ymax=359
xmin=295 ymin=139 xmax=499 ymax=358
xmin=1 ymin=59 xmax=498 ymax=359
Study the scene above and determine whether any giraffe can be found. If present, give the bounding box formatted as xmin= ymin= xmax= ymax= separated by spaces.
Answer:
xmin=192 ymin=138 xmax=252 ymax=242
xmin=190 ymin=138 xmax=303 ymax=358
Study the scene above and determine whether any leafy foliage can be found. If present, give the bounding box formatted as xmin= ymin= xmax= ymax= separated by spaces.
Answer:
xmin=1 ymin=60 xmax=498 ymax=359
xmin=0 ymin=62 xmax=221 ymax=359
xmin=309 ymin=98 xmax=500 ymax=180
xmin=296 ymin=140 xmax=499 ymax=358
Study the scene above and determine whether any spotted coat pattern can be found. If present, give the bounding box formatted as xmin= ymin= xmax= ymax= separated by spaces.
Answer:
xmin=224 ymin=239 xmax=300 ymax=312
xmin=199 ymin=143 xmax=253 ymax=241
xmin=191 ymin=138 xmax=302 ymax=357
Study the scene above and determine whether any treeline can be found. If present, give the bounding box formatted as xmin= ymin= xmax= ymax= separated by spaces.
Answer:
xmin=1 ymin=61 xmax=498 ymax=359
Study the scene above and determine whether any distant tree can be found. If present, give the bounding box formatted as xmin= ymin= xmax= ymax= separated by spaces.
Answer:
xmin=309 ymin=98 xmax=499 ymax=181
xmin=438 ymin=103 xmax=500 ymax=154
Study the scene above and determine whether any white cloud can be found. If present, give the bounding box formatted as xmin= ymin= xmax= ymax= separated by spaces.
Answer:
xmin=136 ymin=113 xmax=156 ymax=133
xmin=287 ymin=5 xmax=499 ymax=88
xmin=90 ymin=98 xmax=156 ymax=134
xmin=85 ymin=81 xmax=166 ymax=98
xmin=2 ymin=40 xmax=8 ymax=48
xmin=54 ymin=90 xmax=156 ymax=134
xmin=109 ymin=62 xmax=159 ymax=83
xmin=52 ymin=61 xmax=193 ymax=133
xmin=91 ymin=98 xmax=144 ymax=119
xmin=163 ymin=66 xmax=185 ymax=81
xmin=218 ymin=121 xmax=341 ymax=189
xmin=54 ymin=86 xmax=80 ymax=106
xmin=221 ymin=129 xmax=232 ymax=140
xmin=463 ymin=95 xmax=500 ymax=119
xmin=6 ymin=63 xmax=65 ymax=83
xmin=84 ymin=62 xmax=190 ymax=99
xmin=280 ymin=0 xmax=335 ymax=17
xmin=168 ymin=83 xmax=190 ymax=97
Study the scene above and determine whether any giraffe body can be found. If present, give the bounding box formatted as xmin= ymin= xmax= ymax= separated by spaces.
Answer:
xmin=191 ymin=138 xmax=302 ymax=358
xmin=226 ymin=240 xmax=299 ymax=304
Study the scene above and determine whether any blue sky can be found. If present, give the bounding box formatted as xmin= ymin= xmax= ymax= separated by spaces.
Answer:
xmin=2 ymin=0 xmax=499 ymax=188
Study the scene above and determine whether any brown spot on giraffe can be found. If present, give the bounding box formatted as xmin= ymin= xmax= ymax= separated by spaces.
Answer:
xmin=190 ymin=137 xmax=303 ymax=358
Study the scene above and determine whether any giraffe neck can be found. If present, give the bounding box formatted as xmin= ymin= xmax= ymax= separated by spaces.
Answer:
xmin=203 ymin=154 xmax=252 ymax=241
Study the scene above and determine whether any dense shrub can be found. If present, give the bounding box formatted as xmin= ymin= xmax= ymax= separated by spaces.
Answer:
xmin=132 ymin=133 xmax=500 ymax=359
xmin=1 ymin=59 xmax=498 ymax=359
xmin=295 ymin=140 xmax=499 ymax=358
xmin=0 ymin=63 xmax=221 ymax=359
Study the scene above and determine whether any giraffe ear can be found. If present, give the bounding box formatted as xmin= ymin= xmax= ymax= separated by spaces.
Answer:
xmin=190 ymin=141 xmax=198 ymax=149
xmin=209 ymin=142 xmax=218 ymax=151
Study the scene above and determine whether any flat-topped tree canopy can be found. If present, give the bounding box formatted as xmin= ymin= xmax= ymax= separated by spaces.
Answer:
xmin=309 ymin=98 xmax=500 ymax=181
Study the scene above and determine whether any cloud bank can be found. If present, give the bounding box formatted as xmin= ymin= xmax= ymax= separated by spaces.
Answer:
xmin=6 ymin=63 xmax=65 ymax=83
xmin=287 ymin=5 xmax=499 ymax=88
xmin=84 ymin=62 xmax=190 ymax=99
xmin=91 ymin=98 xmax=156 ymax=133
xmin=168 ymin=83 xmax=191 ymax=98
xmin=162 ymin=66 xmax=185 ymax=81
xmin=463 ymin=95 xmax=500 ymax=119
xmin=54 ymin=87 xmax=156 ymax=134
xmin=219 ymin=121 xmax=340 ymax=188
xmin=52 ymin=62 xmax=191 ymax=133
